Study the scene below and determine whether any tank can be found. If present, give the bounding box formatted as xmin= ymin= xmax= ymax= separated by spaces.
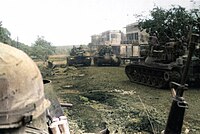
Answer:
xmin=67 ymin=46 xmax=92 ymax=66
xmin=93 ymin=45 xmax=121 ymax=66
xmin=125 ymin=38 xmax=200 ymax=88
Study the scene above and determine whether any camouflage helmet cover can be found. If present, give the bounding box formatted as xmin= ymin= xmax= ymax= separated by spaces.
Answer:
xmin=0 ymin=43 xmax=50 ymax=128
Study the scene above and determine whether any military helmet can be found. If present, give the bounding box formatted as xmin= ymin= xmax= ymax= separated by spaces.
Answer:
xmin=0 ymin=43 xmax=50 ymax=128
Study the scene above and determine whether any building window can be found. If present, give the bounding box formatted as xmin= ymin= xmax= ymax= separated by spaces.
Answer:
xmin=135 ymin=33 xmax=138 ymax=40
xmin=106 ymin=34 xmax=109 ymax=41
xmin=127 ymin=34 xmax=132 ymax=41
xmin=127 ymin=33 xmax=138 ymax=41
xmin=111 ymin=34 xmax=117 ymax=38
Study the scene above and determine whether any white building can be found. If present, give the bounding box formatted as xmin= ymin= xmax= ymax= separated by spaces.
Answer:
xmin=91 ymin=30 xmax=123 ymax=46
xmin=91 ymin=34 xmax=101 ymax=46
xmin=120 ymin=22 xmax=149 ymax=58
xmin=90 ymin=30 xmax=125 ymax=55
xmin=123 ymin=22 xmax=149 ymax=45
xmin=101 ymin=30 xmax=122 ymax=46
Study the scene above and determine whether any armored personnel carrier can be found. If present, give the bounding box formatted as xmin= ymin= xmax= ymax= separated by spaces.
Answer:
xmin=93 ymin=45 xmax=121 ymax=66
xmin=67 ymin=46 xmax=92 ymax=66
xmin=125 ymin=37 xmax=200 ymax=88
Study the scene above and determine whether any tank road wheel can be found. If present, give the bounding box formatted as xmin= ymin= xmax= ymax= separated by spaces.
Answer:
xmin=141 ymin=75 xmax=147 ymax=83
xmin=138 ymin=73 xmax=143 ymax=82
xmin=171 ymin=71 xmax=181 ymax=83
xmin=146 ymin=76 xmax=151 ymax=86
xmin=164 ymin=71 xmax=170 ymax=82
xmin=132 ymin=72 xmax=137 ymax=82
xmin=135 ymin=69 xmax=142 ymax=82
xmin=151 ymin=77 xmax=157 ymax=87
xmin=132 ymin=70 xmax=137 ymax=82
xmin=157 ymin=78 xmax=164 ymax=88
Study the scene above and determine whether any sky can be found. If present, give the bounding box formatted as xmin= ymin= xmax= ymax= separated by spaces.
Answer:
xmin=0 ymin=0 xmax=197 ymax=46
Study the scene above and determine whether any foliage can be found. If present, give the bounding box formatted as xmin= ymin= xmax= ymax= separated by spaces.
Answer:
xmin=10 ymin=40 xmax=32 ymax=55
xmin=0 ymin=21 xmax=32 ymax=55
xmin=0 ymin=21 xmax=12 ymax=44
xmin=31 ymin=36 xmax=56 ymax=61
xmin=138 ymin=6 xmax=199 ymax=43
xmin=0 ymin=21 xmax=56 ymax=59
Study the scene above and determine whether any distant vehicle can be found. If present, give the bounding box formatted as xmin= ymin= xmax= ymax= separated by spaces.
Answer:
xmin=93 ymin=45 xmax=121 ymax=66
xmin=67 ymin=46 xmax=92 ymax=66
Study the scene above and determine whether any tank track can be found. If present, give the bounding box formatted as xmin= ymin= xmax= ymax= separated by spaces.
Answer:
xmin=125 ymin=63 xmax=181 ymax=89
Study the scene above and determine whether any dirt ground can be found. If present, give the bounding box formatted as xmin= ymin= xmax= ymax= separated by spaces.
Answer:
xmin=44 ymin=65 xmax=200 ymax=134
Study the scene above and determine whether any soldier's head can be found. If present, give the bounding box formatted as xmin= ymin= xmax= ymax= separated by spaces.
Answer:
xmin=0 ymin=43 xmax=50 ymax=132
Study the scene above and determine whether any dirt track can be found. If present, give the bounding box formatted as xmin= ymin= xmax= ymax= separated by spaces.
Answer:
xmin=46 ymin=66 xmax=200 ymax=134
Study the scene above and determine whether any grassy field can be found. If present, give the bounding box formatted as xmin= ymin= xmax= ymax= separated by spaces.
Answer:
xmin=38 ymin=55 xmax=200 ymax=134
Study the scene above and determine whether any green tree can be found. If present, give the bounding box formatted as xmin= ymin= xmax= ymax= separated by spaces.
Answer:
xmin=31 ymin=36 xmax=55 ymax=61
xmin=138 ymin=6 xmax=199 ymax=44
xmin=0 ymin=21 xmax=32 ymax=55
xmin=0 ymin=21 xmax=12 ymax=44
xmin=10 ymin=40 xmax=32 ymax=56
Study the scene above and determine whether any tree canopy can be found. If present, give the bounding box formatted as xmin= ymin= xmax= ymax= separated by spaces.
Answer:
xmin=1 ymin=21 xmax=56 ymax=60
xmin=0 ymin=21 xmax=12 ymax=44
xmin=138 ymin=6 xmax=200 ymax=44
xmin=31 ymin=36 xmax=56 ymax=61
xmin=0 ymin=21 xmax=34 ymax=56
